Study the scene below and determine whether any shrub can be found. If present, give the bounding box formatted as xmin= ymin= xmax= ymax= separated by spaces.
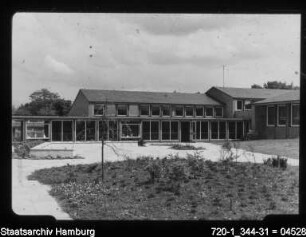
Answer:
xmin=171 ymin=144 xmax=204 ymax=150
xmin=13 ymin=140 xmax=45 ymax=158
xmin=187 ymin=152 xmax=205 ymax=177
xmin=168 ymin=162 xmax=188 ymax=182
xmin=263 ymin=156 xmax=287 ymax=169
xmin=145 ymin=160 xmax=163 ymax=183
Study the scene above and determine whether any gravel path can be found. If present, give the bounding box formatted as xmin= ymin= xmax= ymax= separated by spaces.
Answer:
xmin=12 ymin=142 xmax=299 ymax=220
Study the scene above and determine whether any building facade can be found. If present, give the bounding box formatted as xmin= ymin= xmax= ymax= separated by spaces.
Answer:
xmin=12 ymin=87 xmax=299 ymax=143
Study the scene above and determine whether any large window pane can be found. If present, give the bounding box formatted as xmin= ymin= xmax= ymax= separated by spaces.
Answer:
xmin=142 ymin=121 xmax=150 ymax=140
xmin=219 ymin=122 xmax=226 ymax=139
xmin=26 ymin=120 xmax=49 ymax=139
xmin=229 ymin=122 xmax=236 ymax=139
xmin=162 ymin=121 xmax=170 ymax=140
xmin=267 ymin=106 xmax=276 ymax=126
xmin=76 ymin=121 xmax=86 ymax=141
xmin=278 ymin=105 xmax=287 ymax=125
xmin=171 ymin=121 xmax=178 ymax=140
xmin=151 ymin=121 xmax=159 ymax=140
xmin=99 ymin=121 xmax=108 ymax=141
xmin=52 ymin=121 xmax=62 ymax=141
xmin=211 ymin=122 xmax=218 ymax=139
xmin=292 ymin=104 xmax=300 ymax=125
xmin=86 ymin=121 xmax=96 ymax=141
xmin=63 ymin=121 xmax=73 ymax=141
xmin=109 ymin=121 xmax=118 ymax=140
xmin=196 ymin=121 xmax=200 ymax=139
xmin=201 ymin=121 xmax=208 ymax=139
xmin=12 ymin=120 xmax=23 ymax=142
xmin=237 ymin=121 xmax=243 ymax=139
xmin=122 ymin=123 xmax=139 ymax=139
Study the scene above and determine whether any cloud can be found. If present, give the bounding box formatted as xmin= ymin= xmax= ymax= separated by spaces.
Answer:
xmin=123 ymin=14 xmax=242 ymax=36
xmin=44 ymin=55 xmax=74 ymax=75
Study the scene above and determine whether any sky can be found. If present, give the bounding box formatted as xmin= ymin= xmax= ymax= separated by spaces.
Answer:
xmin=12 ymin=13 xmax=300 ymax=106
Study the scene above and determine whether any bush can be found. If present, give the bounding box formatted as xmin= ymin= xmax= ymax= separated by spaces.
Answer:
xmin=145 ymin=160 xmax=163 ymax=183
xmin=13 ymin=140 xmax=45 ymax=158
xmin=187 ymin=152 xmax=205 ymax=177
xmin=263 ymin=156 xmax=287 ymax=169
xmin=171 ymin=144 xmax=204 ymax=150
xmin=168 ymin=162 xmax=188 ymax=182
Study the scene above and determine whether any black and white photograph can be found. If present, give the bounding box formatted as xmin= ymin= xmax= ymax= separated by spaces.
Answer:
xmin=11 ymin=13 xmax=300 ymax=220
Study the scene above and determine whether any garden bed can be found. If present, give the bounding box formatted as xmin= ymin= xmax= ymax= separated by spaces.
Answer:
xmin=29 ymin=155 xmax=298 ymax=220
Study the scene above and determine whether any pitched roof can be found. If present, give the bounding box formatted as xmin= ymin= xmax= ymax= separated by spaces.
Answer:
xmin=80 ymin=89 xmax=221 ymax=105
xmin=254 ymin=90 xmax=300 ymax=104
xmin=211 ymin=87 xmax=293 ymax=99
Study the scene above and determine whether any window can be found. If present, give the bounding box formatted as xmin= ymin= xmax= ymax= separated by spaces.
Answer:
xmin=244 ymin=100 xmax=252 ymax=110
xmin=63 ymin=121 xmax=73 ymax=141
xmin=94 ymin=104 xmax=104 ymax=116
xmin=142 ymin=121 xmax=150 ymax=140
xmin=99 ymin=121 xmax=108 ymax=141
xmin=171 ymin=121 xmax=178 ymax=140
xmin=162 ymin=105 xmax=170 ymax=116
xmin=185 ymin=106 xmax=194 ymax=117
xmin=121 ymin=123 xmax=140 ymax=138
xmin=151 ymin=121 xmax=159 ymax=140
xmin=76 ymin=121 xmax=86 ymax=141
xmin=195 ymin=106 xmax=204 ymax=117
xmin=229 ymin=122 xmax=236 ymax=139
xmin=278 ymin=105 xmax=287 ymax=126
xmin=140 ymin=105 xmax=150 ymax=116
xmin=211 ymin=122 xmax=218 ymax=139
xmin=236 ymin=100 xmax=243 ymax=111
xmin=292 ymin=104 xmax=300 ymax=126
xmin=267 ymin=106 xmax=276 ymax=126
xmin=219 ymin=122 xmax=226 ymax=139
xmin=86 ymin=121 xmax=96 ymax=141
xmin=12 ymin=120 xmax=23 ymax=142
xmin=215 ymin=107 xmax=223 ymax=117
xmin=201 ymin=121 xmax=208 ymax=139
xmin=117 ymin=105 xmax=128 ymax=116
xmin=151 ymin=105 xmax=160 ymax=116
xmin=162 ymin=121 xmax=170 ymax=140
xmin=109 ymin=121 xmax=118 ymax=140
xmin=205 ymin=107 xmax=213 ymax=117
xmin=174 ymin=106 xmax=183 ymax=116
xmin=26 ymin=120 xmax=49 ymax=139
xmin=52 ymin=121 xmax=62 ymax=141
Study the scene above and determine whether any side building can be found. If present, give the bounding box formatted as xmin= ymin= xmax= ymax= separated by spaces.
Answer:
xmin=253 ymin=90 xmax=300 ymax=139
xmin=12 ymin=89 xmax=249 ymax=143
xmin=205 ymin=87 xmax=294 ymax=133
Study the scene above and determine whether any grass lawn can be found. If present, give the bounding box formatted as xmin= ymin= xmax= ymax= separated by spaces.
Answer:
xmin=212 ymin=139 xmax=299 ymax=159
xmin=29 ymin=155 xmax=298 ymax=220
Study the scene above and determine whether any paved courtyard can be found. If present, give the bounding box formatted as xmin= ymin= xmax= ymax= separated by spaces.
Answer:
xmin=12 ymin=142 xmax=299 ymax=220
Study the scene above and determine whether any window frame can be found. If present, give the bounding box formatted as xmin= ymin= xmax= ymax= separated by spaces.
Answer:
xmin=244 ymin=100 xmax=252 ymax=111
xmin=236 ymin=100 xmax=243 ymax=111
xmin=266 ymin=105 xmax=276 ymax=127
xmin=26 ymin=120 xmax=50 ymax=140
xmin=291 ymin=103 xmax=300 ymax=127
xmin=214 ymin=107 xmax=223 ymax=117
xmin=185 ymin=106 xmax=194 ymax=117
xmin=162 ymin=105 xmax=171 ymax=117
xmin=93 ymin=104 xmax=105 ymax=116
xmin=121 ymin=123 xmax=141 ymax=139
xmin=139 ymin=104 xmax=150 ymax=116
xmin=151 ymin=105 xmax=161 ymax=117
xmin=195 ymin=106 xmax=204 ymax=117
xmin=173 ymin=105 xmax=184 ymax=117
xmin=117 ymin=104 xmax=128 ymax=116
xmin=277 ymin=104 xmax=287 ymax=127
xmin=205 ymin=107 xmax=213 ymax=117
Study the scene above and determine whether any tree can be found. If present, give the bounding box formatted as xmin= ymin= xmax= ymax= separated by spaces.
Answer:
xmin=251 ymin=84 xmax=262 ymax=89
xmin=263 ymin=81 xmax=295 ymax=90
xmin=15 ymin=88 xmax=72 ymax=116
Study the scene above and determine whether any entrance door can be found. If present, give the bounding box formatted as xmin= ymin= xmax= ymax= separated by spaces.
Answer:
xmin=181 ymin=122 xmax=190 ymax=142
